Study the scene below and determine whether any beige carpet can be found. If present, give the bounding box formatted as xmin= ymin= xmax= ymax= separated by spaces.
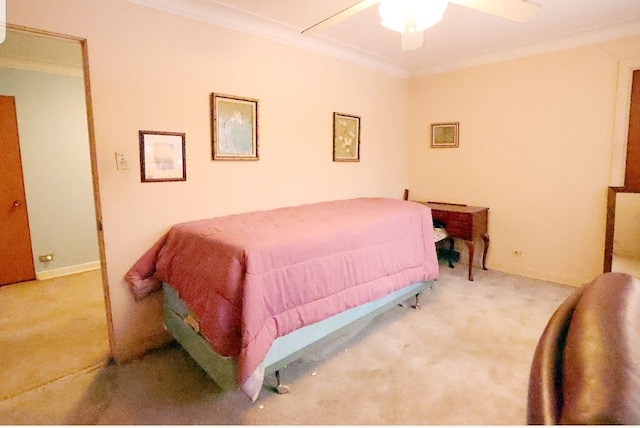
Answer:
xmin=0 ymin=269 xmax=110 ymax=400
xmin=0 ymin=264 xmax=574 ymax=425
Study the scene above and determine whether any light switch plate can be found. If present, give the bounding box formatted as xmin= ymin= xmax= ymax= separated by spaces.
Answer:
xmin=115 ymin=152 xmax=129 ymax=170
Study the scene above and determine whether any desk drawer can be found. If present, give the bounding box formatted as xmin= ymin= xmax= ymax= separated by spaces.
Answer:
xmin=445 ymin=227 xmax=473 ymax=240
xmin=432 ymin=211 xmax=472 ymax=226
xmin=431 ymin=210 xmax=473 ymax=240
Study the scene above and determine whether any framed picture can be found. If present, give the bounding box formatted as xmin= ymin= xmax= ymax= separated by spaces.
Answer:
xmin=431 ymin=122 xmax=459 ymax=148
xmin=211 ymin=93 xmax=259 ymax=160
xmin=139 ymin=130 xmax=186 ymax=182
xmin=333 ymin=112 xmax=360 ymax=162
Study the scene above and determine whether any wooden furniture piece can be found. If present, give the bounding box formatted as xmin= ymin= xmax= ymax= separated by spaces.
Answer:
xmin=421 ymin=202 xmax=489 ymax=281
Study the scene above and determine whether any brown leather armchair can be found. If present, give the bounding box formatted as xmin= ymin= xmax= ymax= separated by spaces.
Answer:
xmin=527 ymin=272 xmax=640 ymax=424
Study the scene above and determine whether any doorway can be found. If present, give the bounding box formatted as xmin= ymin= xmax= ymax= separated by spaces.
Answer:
xmin=0 ymin=26 xmax=112 ymax=396
xmin=605 ymin=59 xmax=640 ymax=277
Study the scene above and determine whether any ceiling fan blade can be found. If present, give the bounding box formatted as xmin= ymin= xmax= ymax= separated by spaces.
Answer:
xmin=401 ymin=31 xmax=424 ymax=50
xmin=449 ymin=0 xmax=540 ymax=23
xmin=302 ymin=0 xmax=381 ymax=34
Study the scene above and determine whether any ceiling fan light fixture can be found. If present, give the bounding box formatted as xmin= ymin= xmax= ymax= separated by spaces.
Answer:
xmin=379 ymin=0 xmax=448 ymax=33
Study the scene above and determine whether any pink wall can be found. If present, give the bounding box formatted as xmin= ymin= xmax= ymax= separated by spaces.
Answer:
xmin=408 ymin=36 xmax=640 ymax=286
xmin=7 ymin=0 xmax=410 ymax=361
xmin=9 ymin=0 xmax=640 ymax=362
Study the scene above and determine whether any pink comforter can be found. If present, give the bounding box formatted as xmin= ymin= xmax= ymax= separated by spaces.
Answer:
xmin=126 ymin=198 xmax=438 ymax=396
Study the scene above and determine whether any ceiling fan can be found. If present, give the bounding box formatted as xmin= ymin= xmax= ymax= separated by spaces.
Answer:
xmin=302 ymin=0 xmax=541 ymax=51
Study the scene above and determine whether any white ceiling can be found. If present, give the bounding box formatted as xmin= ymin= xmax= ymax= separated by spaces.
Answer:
xmin=127 ymin=0 xmax=640 ymax=77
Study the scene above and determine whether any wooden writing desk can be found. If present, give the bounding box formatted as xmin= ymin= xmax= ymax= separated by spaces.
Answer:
xmin=421 ymin=202 xmax=490 ymax=281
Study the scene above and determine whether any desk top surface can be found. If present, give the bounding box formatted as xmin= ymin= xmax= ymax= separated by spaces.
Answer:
xmin=417 ymin=201 xmax=489 ymax=214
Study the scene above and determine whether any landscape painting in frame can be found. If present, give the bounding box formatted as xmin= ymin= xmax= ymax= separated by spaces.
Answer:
xmin=431 ymin=122 xmax=459 ymax=148
xmin=333 ymin=112 xmax=360 ymax=162
xmin=211 ymin=93 xmax=259 ymax=160
xmin=139 ymin=130 xmax=186 ymax=182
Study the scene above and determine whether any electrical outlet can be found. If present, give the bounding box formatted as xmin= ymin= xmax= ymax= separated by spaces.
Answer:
xmin=115 ymin=152 xmax=129 ymax=170
xmin=39 ymin=254 xmax=54 ymax=262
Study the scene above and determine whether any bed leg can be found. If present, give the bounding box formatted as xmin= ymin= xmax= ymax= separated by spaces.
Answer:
xmin=275 ymin=370 xmax=290 ymax=394
xmin=412 ymin=292 xmax=421 ymax=309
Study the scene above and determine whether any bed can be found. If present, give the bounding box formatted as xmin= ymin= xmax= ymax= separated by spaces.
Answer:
xmin=126 ymin=197 xmax=439 ymax=400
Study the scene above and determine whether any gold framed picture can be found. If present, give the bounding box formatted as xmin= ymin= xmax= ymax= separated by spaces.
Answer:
xmin=333 ymin=112 xmax=360 ymax=162
xmin=431 ymin=122 xmax=459 ymax=148
xmin=211 ymin=93 xmax=259 ymax=160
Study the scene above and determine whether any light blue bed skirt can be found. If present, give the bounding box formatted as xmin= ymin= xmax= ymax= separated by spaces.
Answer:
xmin=163 ymin=279 xmax=433 ymax=392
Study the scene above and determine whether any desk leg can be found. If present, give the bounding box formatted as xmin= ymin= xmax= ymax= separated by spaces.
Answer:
xmin=448 ymin=237 xmax=455 ymax=269
xmin=482 ymin=234 xmax=489 ymax=270
xmin=464 ymin=240 xmax=475 ymax=281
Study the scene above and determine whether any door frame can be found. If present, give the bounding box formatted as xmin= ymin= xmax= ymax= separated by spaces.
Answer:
xmin=7 ymin=24 xmax=115 ymax=358
xmin=609 ymin=57 xmax=640 ymax=186
xmin=604 ymin=57 xmax=640 ymax=273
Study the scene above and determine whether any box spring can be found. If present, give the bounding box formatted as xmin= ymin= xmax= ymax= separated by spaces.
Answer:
xmin=163 ymin=280 xmax=432 ymax=393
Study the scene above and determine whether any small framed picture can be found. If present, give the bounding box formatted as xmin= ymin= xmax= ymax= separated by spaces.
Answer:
xmin=431 ymin=122 xmax=459 ymax=148
xmin=333 ymin=112 xmax=360 ymax=162
xmin=211 ymin=93 xmax=259 ymax=160
xmin=139 ymin=130 xmax=186 ymax=182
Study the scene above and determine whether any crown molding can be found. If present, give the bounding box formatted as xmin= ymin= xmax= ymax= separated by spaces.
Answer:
xmin=126 ymin=0 xmax=640 ymax=80
xmin=410 ymin=17 xmax=640 ymax=77
xmin=125 ymin=0 xmax=409 ymax=78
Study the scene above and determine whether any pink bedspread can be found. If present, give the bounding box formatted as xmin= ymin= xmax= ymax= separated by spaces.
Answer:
xmin=126 ymin=197 xmax=438 ymax=396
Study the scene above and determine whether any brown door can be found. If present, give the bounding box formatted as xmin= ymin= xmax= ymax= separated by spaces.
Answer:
xmin=625 ymin=70 xmax=640 ymax=190
xmin=0 ymin=95 xmax=35 ymax=286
